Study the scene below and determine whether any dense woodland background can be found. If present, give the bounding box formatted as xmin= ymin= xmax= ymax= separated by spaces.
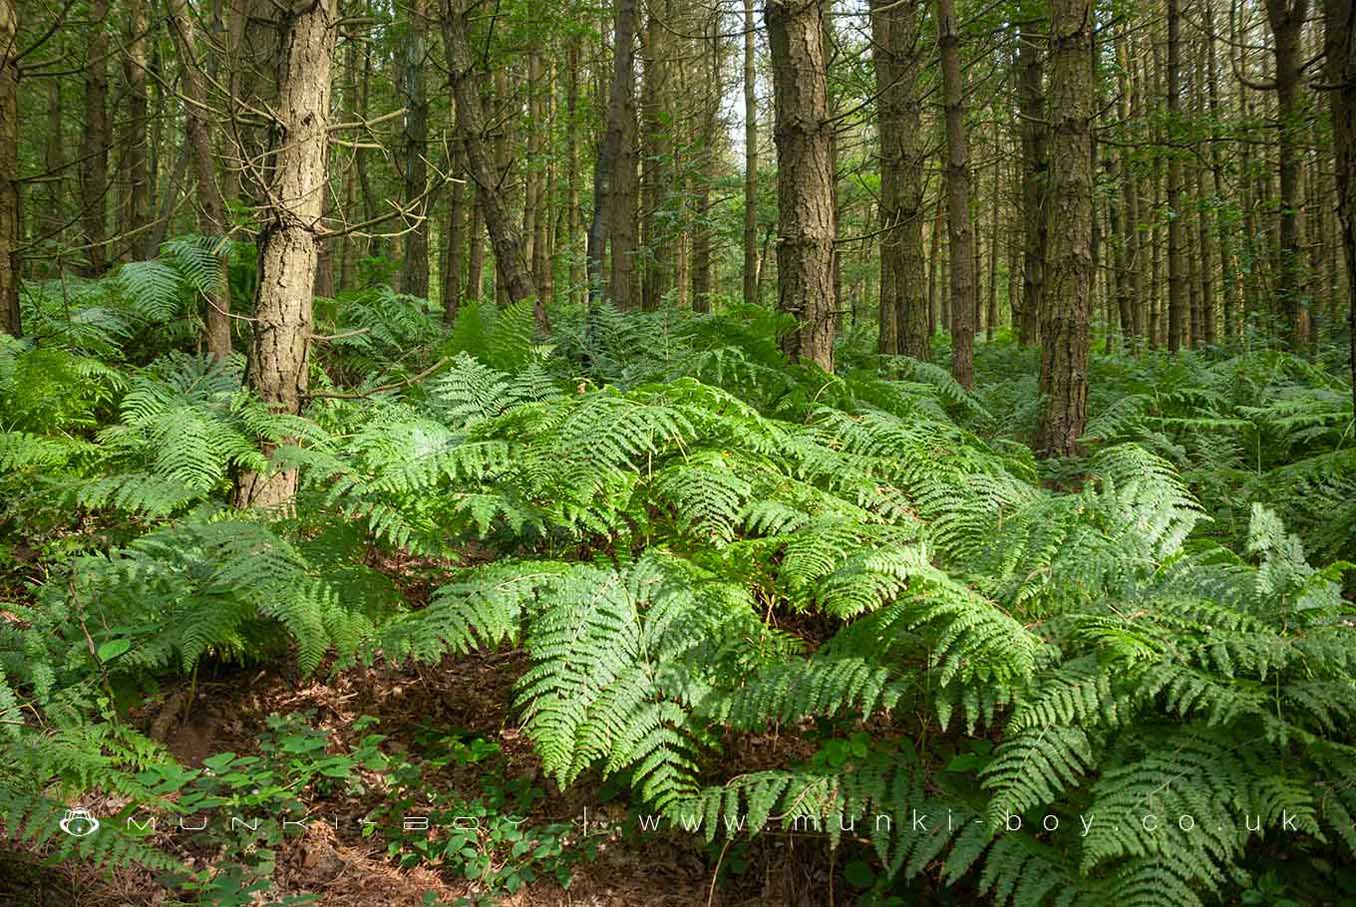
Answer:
xmin=2 ymin=0 xmax=1356 ymax=903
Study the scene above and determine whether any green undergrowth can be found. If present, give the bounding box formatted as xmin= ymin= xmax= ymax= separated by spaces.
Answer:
xmin=2 ymin=255 xmax=1355 ymax=905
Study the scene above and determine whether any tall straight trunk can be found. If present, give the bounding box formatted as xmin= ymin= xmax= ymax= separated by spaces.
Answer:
xmin=640 ymin=12 xmax=672 ymax=311
xmin=1324 ymin=0 xmax=1356 ymax=411
xmin=1035 ymin=0 xmax=1094 ymax=458
xmin=872 ymin=0 xmax=929 ymax=360
xmin=928 ymin=189 xmax=943 ymax=335
xmin=466 ymin=190 xmax=485 ymax=301
xmin=123 ymin=0 xmax=151 ymax=259
xmin=608 ymin=47 xmax=640 ymax=309
xmin=233 ymin=0 xmax=338 ymax=509
xmin=987 ymin=113 xmax=1001 ymax=342
xmin=82 ymin=0 xmax=111 ymax=276
xmin=566 ymin=40 xmax=583 ymax=304
xmin=1265 ymin=0 xmax=1311 ymax=346
xmin=765 ymin=0 xmax=837 ymax=371
xmin=533 ymin=58 xmax=553 ymax=304
xmin=0 ymin=0 xmax=17 ymax=335
xmin=441 ymin=0 xmax=538 ymax=323
xmin=1016 ymin=13 xmax=1047 ymax=345
xmin=1205 ymin=0 xmax=1239 ymax=339
xmin=936 ymin=0 xmax=975 ymax=388
xmin=588 ymin=0 xmax=641 ymax=307
xmin=168 ymin=0 xmax=232 ymax=358
xmin=1166 ymin=0 xmax=1187 ymax=351
xmin=399 ymin=0 xmax=430 ymax=297
xmin=43 ymin=80 xmax=62 ymax=264
xmin=690 ymin=14 xmax=720 ymax=313
xmin=1115 ymin=28 xmax=1142 ymax=350
xmin=743 ymin=0 xmax=759 ymax=306
xmin=443 ymin=151 xmax=466 ymax=321
xmin=1193 ymin=52 xmax=1217 ymax=346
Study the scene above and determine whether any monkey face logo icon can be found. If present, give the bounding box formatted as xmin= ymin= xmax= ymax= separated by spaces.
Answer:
xmin=59 ymin=808 xmax=100 ymax=837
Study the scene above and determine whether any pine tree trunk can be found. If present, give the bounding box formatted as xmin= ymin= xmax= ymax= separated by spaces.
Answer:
xmin=1016 ymin=13 xmax=1047 ymax=346
xmin=872 ymin=0 xmax=929 ymax=360
xmin=399 ymin=0 xmax=430 ymax=298
xmin=123 ymin=0 xmax=151 ymax=259
xmin=743 ymin=0 xmax=759 ymax=307
xmin=765 ymin=0 xmax=837 ymax=371
xmin=233 ymin=0 xmax=339 ymax=510
xmin=0 ymin=0 xmax=18 ymax=336
xmin=1035 ymin=0 xmax=1094 ymax=458
xmin=640 ymin=13 xmax=673 ymax=311
xmin=1324 ymin=0 xmax=1356 ymax=413
xmin=167 ymin=0 xmax=232 ymax=359
xmin=1166 ymin=0 xmax=1187 ymax=351
xmin=82 ymin=0 xmax=110 ymax=276
xmin=937 ymin=0 xmax=975 ymax=388
xmin=440 ymin=0 xmax=538 ymax=317
xmin=587 ymin=0 xmax=641 ymax=307
xmin=1266 ymin=0 xmax=1311 ymax=346
xmin=443 ymin=151 xmax=466 ymax=321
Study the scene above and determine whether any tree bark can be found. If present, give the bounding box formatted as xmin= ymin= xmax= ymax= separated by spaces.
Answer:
xmin=936 ymin=0 xmax=975 ymax=388
xmin=440 ymin=0 xmax=539 ymax=319
xmin=872 ymin=0 xmax=929 ymax=360
xmin=233 ymin=0 xmax=338 ymax=510
xmin=1016 ymin=12 xmax=1047 ymax=346
xmin=0 ymin=0 xmax=18 ymax=336
xmin=82 ymin=0 xmax=111 ymax=276
xmin=1035 ymin=0 xmax=1094 ymax=458
xmin=1166 ymin=0 xmax=1187 ymax=351
xmin=1324 ymin=0 xmax=1356 ymax=414
xmin=399 ymin=0 xmax=430 ymax=298
xmin=167 ymin=0 xmax=233 ymax=359
xmin=743 ymin=0 xmax=759 ymax=306
xmin=123 ymin=0 xmax=152 ymax=259
xmin=1265 ymin=0 xmax=1311 ymax=346
xmin=587 ymin=0 xmax=641 ymax=308
xmin=765 ymin=0 xmax=837 ymax=371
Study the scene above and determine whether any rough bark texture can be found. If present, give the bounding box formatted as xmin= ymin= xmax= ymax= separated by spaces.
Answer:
xmin=0 ymin=0 xmax=17 ymax=336
xmin=1016 ymin=14 xmax=1047 ymax=346
xmin=1266 ymin=0 xmax=1311 ymax=345
xmin=872 ymin=0 xmax=929 ymax=360
xmin=82 ymin=0 xmax=110 ymax=276
xmin=743 ymin=0 xmax=759 ymax=306
xmin=123 ymin=0 xmax=151 ymax=259
xmin=765 ymin=0 xmax=837 ymax=372
xmin=399 ymin=0 xmax=430 ymax=298
xmin=1035 ymin=0 xmax=1095 ymax=458
xmin=1166 ymin=0 xmax=1187 ymax=351
xmin=1325 ymin=0 xmax=1356 ymax=414
xmin=587 ymin=0 xmax=641 ymax=307
xmin=1205 ymin=0 xmax=1239 ymax=339
xmin=168 ymin=0 xmax=232 ymax=359
xmin=937 ymin=0 xmax=975 ymax=388
xmin=233 ymin=0 xmax=338 ymax=510
xmin=640 ymin=13 xmax=673 ymax=311
xmin=443 ymin=150 xmax=466 ymax=322
xmin=440 ymin=0 xmax=538 ymax=314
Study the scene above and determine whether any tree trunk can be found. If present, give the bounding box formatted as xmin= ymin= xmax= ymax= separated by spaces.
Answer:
xmin=587 ymin=0 xmax=641 ymax=308
xmin=0 ymin=0 xmax=17 ymax=336
xmin=640 ymin=12 xmax=673 ymax=311
xmin=1016 ymin=12 xmax=1047 ymax=346
xmin=440 ymin=0 xmax=538 ymax=318
xmin=743 ymin=0 xmax=759 ymax=306
xmin=399 ymin=0 xmax=430 ymax=297
xmin=167 ymin=0 xmax=232 ymax=359
xmin=82 ymin=0 xmax=110 ymax=276
xmin=123 ymin=0 xmax=152 ymax=259
xmin=1166 ymin=0 xmax=1187 ymax=351
xmin=443 ymin=151 xmax=467 ymax=321
xmin=936 ymin=0 xmax=975 ymax=388
xmin=1324 ymin=0 xmax=1356 ymax=413
xmin=233 ymin=0 xmax=338 ymax=510
xmin=1205 ymin=0 xmax=1239 ymax=340
xmin=1035 ymin=0 xmax=1094 ymax=458
xmin=1265 ymin=0 xmax=1311 ymax=346
xmin=765 ymin=0 xmax=837 ymax=371
xmin=872 ymin=0 xmax=929 ymax=360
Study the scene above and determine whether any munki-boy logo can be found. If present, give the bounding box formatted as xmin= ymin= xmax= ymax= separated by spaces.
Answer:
xmin=58 ymin=808 xmax=100 ymax=838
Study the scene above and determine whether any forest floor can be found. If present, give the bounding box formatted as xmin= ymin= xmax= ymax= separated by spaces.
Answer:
xmin=1 ymin=554 xmax=838 ymax=906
